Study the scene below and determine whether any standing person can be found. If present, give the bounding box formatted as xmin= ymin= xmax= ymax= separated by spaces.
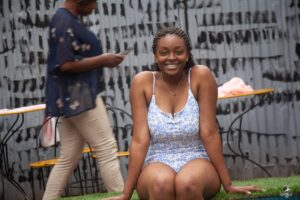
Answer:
xmin=43 ymin=0 xmax=124 ymax=199
xmin=106 ymin=26 xmax=261 ymax=200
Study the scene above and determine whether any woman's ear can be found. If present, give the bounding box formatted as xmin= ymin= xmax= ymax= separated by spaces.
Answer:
xmin=186 ymin=53 xmax=190 ymax=62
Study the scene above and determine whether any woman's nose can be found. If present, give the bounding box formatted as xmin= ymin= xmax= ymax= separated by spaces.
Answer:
xmin=168 ymin=52 xmax=176 ymax=60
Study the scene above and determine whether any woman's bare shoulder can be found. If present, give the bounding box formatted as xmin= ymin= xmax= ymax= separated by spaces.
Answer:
xmin=133 ymin=71 xmax=153 ymax=79
xmin=131 ymin=71 xmax=154 ymax=92
xmin=191 ymin=65 xmax=211 ymax=75
xmin=132 ymin=71 xmax=153 ymax=84
xmin=191 ymin=65 xmax=214 ymax=82
xmin=130 ymin=71 xmax=154 ymax=104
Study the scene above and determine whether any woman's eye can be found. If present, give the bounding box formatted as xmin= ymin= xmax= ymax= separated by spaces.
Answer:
xmin=159 ymin=52 xmax=168 ymax=56
xmin=176 ymin=51 xmax=184 ymax=55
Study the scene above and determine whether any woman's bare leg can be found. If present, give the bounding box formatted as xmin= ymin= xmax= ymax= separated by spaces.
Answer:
xmin=175 ymin=159 xmax=221 ymax=200
xmin=137 ymin=162 xmax=177 ymax=200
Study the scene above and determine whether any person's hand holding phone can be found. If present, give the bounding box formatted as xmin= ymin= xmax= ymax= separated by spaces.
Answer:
xmin=100 ymin=53 xmax=125 ymax=68
xmin=120 ymin=47 xmax=134 ymax=55
xmin=99 ymin=47 xmax=133 ymax=68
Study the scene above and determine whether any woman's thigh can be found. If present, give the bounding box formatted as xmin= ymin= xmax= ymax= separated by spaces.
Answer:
xmin=137 ymin=162 xmax=177 ymax=200
xmin=176 ymin=158 xmax=221 ymax=199
xmin=59 ymin=117 xmax=85 ymax=161
xmin=70 ymin=96 xmax=116 ymax=148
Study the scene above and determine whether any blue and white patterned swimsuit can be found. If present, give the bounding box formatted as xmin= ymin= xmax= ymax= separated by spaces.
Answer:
xmin=145 ymin=69 xmax=209 ymax=173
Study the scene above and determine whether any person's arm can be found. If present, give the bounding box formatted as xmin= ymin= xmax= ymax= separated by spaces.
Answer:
xmin=196 ymin=66 xmax=260 ymax=194
xmin=59 ymin=53 xmax=125 ymax=73
xmin=107 ymin=72 xmax=151 ymax=200
xmin=195 ymin=66 xmax=232 ymax=188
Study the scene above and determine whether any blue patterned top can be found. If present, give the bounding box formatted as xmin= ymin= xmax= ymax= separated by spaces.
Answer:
xmin=45 ymin=8 xmax=105 ymax=117
xmin=145 ymin=69 xmax=209 ymax=172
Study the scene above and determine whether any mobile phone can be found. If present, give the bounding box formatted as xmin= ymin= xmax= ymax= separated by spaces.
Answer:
xmin=121 ymin=47 xmax=134 ymax=55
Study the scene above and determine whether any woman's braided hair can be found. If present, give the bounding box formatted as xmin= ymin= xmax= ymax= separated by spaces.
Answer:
xmin=152 ymin=26 xmax=195 ymax=70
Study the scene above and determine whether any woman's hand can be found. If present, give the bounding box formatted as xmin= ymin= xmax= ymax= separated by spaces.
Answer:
xmin=100 ymin=53 xmax=125 ymax=68
xmin=225 ymin=184 xmax=262 ymax=195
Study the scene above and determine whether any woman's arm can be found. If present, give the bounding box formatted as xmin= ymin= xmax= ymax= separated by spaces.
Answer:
xmin=117 ymin=72 xmax=151 ymax=200
xmin=196 ymin=66 xmax=260 ymax=194
xmin=196 ymin=66 xmax=232 ymax=188
xmin=60 ymin=53 xmax=125 ymax=73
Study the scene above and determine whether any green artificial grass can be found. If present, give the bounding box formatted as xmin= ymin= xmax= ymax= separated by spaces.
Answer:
xmin=59 ymin=191 xmax=140 ymax=200
xmin=211 ymin=175 xmax=300 ymax=200
xmin=59 ymin=176 xmax=300 ymax=200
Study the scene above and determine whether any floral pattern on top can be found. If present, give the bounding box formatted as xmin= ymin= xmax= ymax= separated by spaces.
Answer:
xmin=45 ymin=8 xmax=105 ymax=117
xmin=145 ymin=69 xmax=209 ymax=172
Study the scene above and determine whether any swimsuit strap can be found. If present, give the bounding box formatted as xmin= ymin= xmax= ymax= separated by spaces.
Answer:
xmin=152 ymin=72 xmax=156 ymax=95
xmin=188 ymin=68 xmax=192 ymax=89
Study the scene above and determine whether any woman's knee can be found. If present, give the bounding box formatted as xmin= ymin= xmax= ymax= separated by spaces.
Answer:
xmin=175 ymin=174 xmax=203 ymax=196
xmin=175 ymin=159 xmax=221 ymax=199
xmin=150 ymin=173 xmax=175 ymax=194
xmin=137 ymin=164 xmax=176 ymax=199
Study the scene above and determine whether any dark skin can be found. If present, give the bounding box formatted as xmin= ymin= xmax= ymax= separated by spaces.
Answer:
xmin=59 ymin=0 xmax=125 ymax=73
xmin=104 ymin=35 xmax=261 ymax=200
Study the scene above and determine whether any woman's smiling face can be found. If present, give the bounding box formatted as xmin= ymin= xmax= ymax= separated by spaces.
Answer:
xmin=155 ymin=34 xmax=189 ymax=75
